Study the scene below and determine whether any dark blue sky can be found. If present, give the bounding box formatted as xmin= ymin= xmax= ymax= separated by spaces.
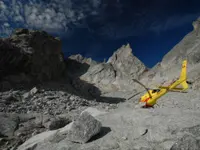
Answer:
xmin=0 ymin=0 xmax=200 ymax=67
xmin=62 ymin=21 xmax=194 ymax=68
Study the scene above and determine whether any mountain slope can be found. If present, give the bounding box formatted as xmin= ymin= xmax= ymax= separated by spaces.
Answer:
xmin=140 ymin=18 xmax=200 ymax=90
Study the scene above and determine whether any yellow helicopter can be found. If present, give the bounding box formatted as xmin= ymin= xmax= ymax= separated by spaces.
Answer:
xmin=132 ymin=60 xmax=189 ymax=108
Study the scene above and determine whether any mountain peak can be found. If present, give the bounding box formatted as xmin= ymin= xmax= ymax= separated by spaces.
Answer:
xmin=192 ymin=17 xmax=200 ymax=34
xmin=107 ymin=43 xmax=147 ymax=79
xmin=107 ymin=43 xmax=133 ymax=63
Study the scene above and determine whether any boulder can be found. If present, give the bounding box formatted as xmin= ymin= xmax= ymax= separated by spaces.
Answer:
xmin=0 ymin=113 xmax=20 ymax=137
xmin=64 ymin=111 xmax=102 ymax=143
xmin=81 ymin=107 xmax=107 ymax=117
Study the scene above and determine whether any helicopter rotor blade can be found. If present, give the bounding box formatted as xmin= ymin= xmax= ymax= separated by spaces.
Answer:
xmin=132 ymin=79 xmax=152 ymax=98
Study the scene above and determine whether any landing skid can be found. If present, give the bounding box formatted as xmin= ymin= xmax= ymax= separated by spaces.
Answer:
xmin=141 ymin=104 xmax=154 ymax=109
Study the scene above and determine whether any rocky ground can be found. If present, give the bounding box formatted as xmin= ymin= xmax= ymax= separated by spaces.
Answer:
xmin=14 ymin=89 xmax=200 ymax=150
xmin=0 ymin=84 xmax=121 ymax=150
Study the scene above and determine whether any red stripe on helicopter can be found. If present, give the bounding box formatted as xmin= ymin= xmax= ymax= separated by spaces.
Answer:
xmin=142 ymin=97 xmax=150 ymax=102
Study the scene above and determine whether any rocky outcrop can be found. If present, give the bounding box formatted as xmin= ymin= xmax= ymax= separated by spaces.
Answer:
xmin=65 ymin=54 xmax=97 ymax=79
xmin=68 ymin=54 xmax=99 ymax=66
xmin=0 ymin=28 xmax=66 ymax=86
xmin=107 ymin=43 xmax=147 ymax=79
xmin=80 ymin=44 xmax=147 ymax=93
xmin=80 ymin=63 xmax=118 ymax=92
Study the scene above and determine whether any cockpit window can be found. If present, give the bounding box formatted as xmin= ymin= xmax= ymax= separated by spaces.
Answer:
xmin=152 ymin=89 xmax=160 ymax=93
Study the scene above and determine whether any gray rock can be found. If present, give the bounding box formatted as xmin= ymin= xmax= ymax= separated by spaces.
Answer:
xmin=17 ymin=130 xmax=58 ymax=150
xmin=30 ymin=87 xmax=38 ymax=95
xmin=22 ymin=87 xmax=38 ymax=99
xmin=0 ymin=113 xmax=19 ymax=137
xmin=3 ymin=93 xmax=21 ymax=104
xmin=107 ymin=43 xmax=147 ymax=79
xmin=65 ymin=111 xmax=102 ymax=143
xmin=46 ymin=117 xmax=71 ymax=130
xmin=68 ymin=54 xmax=98 ymax=66
xmin=170 ymin=134 xmax=200 ymax=150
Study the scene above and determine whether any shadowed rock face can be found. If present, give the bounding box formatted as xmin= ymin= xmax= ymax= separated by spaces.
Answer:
xmin=0 ymin=28 xmax=66 ymax=84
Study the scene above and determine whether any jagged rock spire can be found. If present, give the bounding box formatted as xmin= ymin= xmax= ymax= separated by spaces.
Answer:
xmin=107 ymin=43 xmax=147 ymax=79
xmin=192 ymin=17 xmax=200 ymax=35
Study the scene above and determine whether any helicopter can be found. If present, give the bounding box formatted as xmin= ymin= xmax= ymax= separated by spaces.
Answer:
xmin=131 ymin=60 xmax=189 ymax=108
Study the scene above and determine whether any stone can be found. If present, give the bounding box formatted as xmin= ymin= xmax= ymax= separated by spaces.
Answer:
xmin=46 ymin=117 xmax=71 ymax=130
xmin=0 ymin=113 xmax=20 ymax=137
xmin=68 ymin=54 xmax=98 ymax=66
xmin=3 ymin=93 xmax=21 ymax=104
xmin=22 ymin=87 xmax=38 ymax=99
xmin=81 ymin=107 xmax=107 ymax=117
xmin=30 ymin=87 xmax=38 ymax=95
xmin=17 ymin=130 xmax=58 ymax=150
xmin=170 ymin=134 xmax=200 ymax=150
xmin=64 ymin=111 xmax=102 ymax=143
